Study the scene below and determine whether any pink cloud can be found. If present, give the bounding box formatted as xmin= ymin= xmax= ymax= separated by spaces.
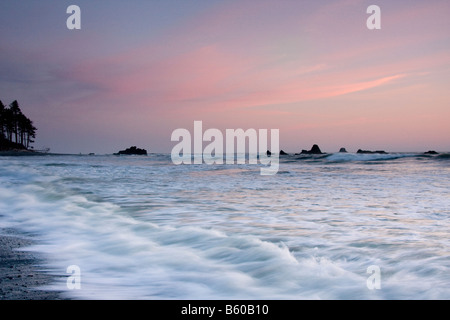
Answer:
xmin=51 ymin=0 xmax=449 ymax=153
xmin=64 ymin=0 xmax=448 ymax=113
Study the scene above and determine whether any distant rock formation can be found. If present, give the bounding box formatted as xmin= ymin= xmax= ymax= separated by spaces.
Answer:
xmin=339 ymin=147 xmax=347 ymax=153
xmin=424 ymin=150 xmax=439 ymax=155
xmin=267 ymin=150 xmax=288 ymax=156
xmin=116 ymin=146 xmax=147 ymax=155
xmin=357 ymin=149 xmax=388 ymax=154
xmin=300 ymin=144 xmax=323 ymax=154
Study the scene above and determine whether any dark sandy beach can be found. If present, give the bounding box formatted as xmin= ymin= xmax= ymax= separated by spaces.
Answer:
xmin=0 ymin=230 xmax=66 ymax=300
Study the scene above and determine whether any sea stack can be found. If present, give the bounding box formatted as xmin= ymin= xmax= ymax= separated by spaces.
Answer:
xmin=116 ymin=146 xmax=147 ymax=155
xmin=339 ymin=147 xmax=347 ymax=153
xmin=268 ymin=150 xmax=288 ymax=156
xmin=300 ymin=144 xmax=323 ymax=154
xmin=357 ymin=149 xmax=388 ymax=154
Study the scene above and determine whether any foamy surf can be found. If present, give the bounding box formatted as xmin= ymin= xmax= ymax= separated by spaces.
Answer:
xmin=324 ymin=152 xmax=418 ymax=162
xmin=0 ymin=154 xmax=449 ymax=299
xmin=0 ymin=181 xmax=366 ymax=299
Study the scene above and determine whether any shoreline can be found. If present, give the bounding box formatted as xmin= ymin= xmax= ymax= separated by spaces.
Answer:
xmin=0 ymin=149 xmax=51 ymax=157
xmin=0 ymin=229 xmax=67 ymax=300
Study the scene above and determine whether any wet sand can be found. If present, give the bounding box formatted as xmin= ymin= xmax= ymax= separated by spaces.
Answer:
xmin=0 ymin=230 xmax=66 ymax=300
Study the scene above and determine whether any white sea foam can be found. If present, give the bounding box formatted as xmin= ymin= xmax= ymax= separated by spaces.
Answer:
xmin=325 ymin=152 xmax=417 ymax=162
xmin=0 ymin=182 xmax=363 ymax=299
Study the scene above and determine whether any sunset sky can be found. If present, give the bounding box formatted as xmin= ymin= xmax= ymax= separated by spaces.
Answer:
xmin=1 ymin=0 xmax=449 ymax=154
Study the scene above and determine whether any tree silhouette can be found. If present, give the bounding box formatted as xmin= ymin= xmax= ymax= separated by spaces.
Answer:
xmin=0 ymin=99 xmax=37 ymax=151
xmin=0 ymin=100 xmax=5 ymax=139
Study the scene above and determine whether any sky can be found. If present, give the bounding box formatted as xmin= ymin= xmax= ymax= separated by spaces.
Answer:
xmin=0 ymin=0 xmax=449 ymax=154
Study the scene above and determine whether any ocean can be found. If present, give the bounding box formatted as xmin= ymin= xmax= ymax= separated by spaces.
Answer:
xmin=0 ymin=152 xmax=449 ymax=299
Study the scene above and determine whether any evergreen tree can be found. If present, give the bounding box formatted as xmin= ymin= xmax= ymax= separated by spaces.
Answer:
xmin=9 ymin=100 xmax=22 ymax=144
xmin=0 ymin=99 xmax=37 ymax=150
xmin=0 ymin=100 xmax=5 ymax=139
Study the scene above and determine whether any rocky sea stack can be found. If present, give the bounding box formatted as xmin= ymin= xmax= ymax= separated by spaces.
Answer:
xmin=357 ymin=149 xmax=388 ymax=154
xmin=267 ymin=150 xmax=289 ymax=156
xmin=299 ymin=144 xmax=323 ymax=155
xmin=116 ymin=146 xmax=147 ymax=155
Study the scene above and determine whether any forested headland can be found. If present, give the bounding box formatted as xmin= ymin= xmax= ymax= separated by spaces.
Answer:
xmin=0 ymin=100 xmax=37 ymax=151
